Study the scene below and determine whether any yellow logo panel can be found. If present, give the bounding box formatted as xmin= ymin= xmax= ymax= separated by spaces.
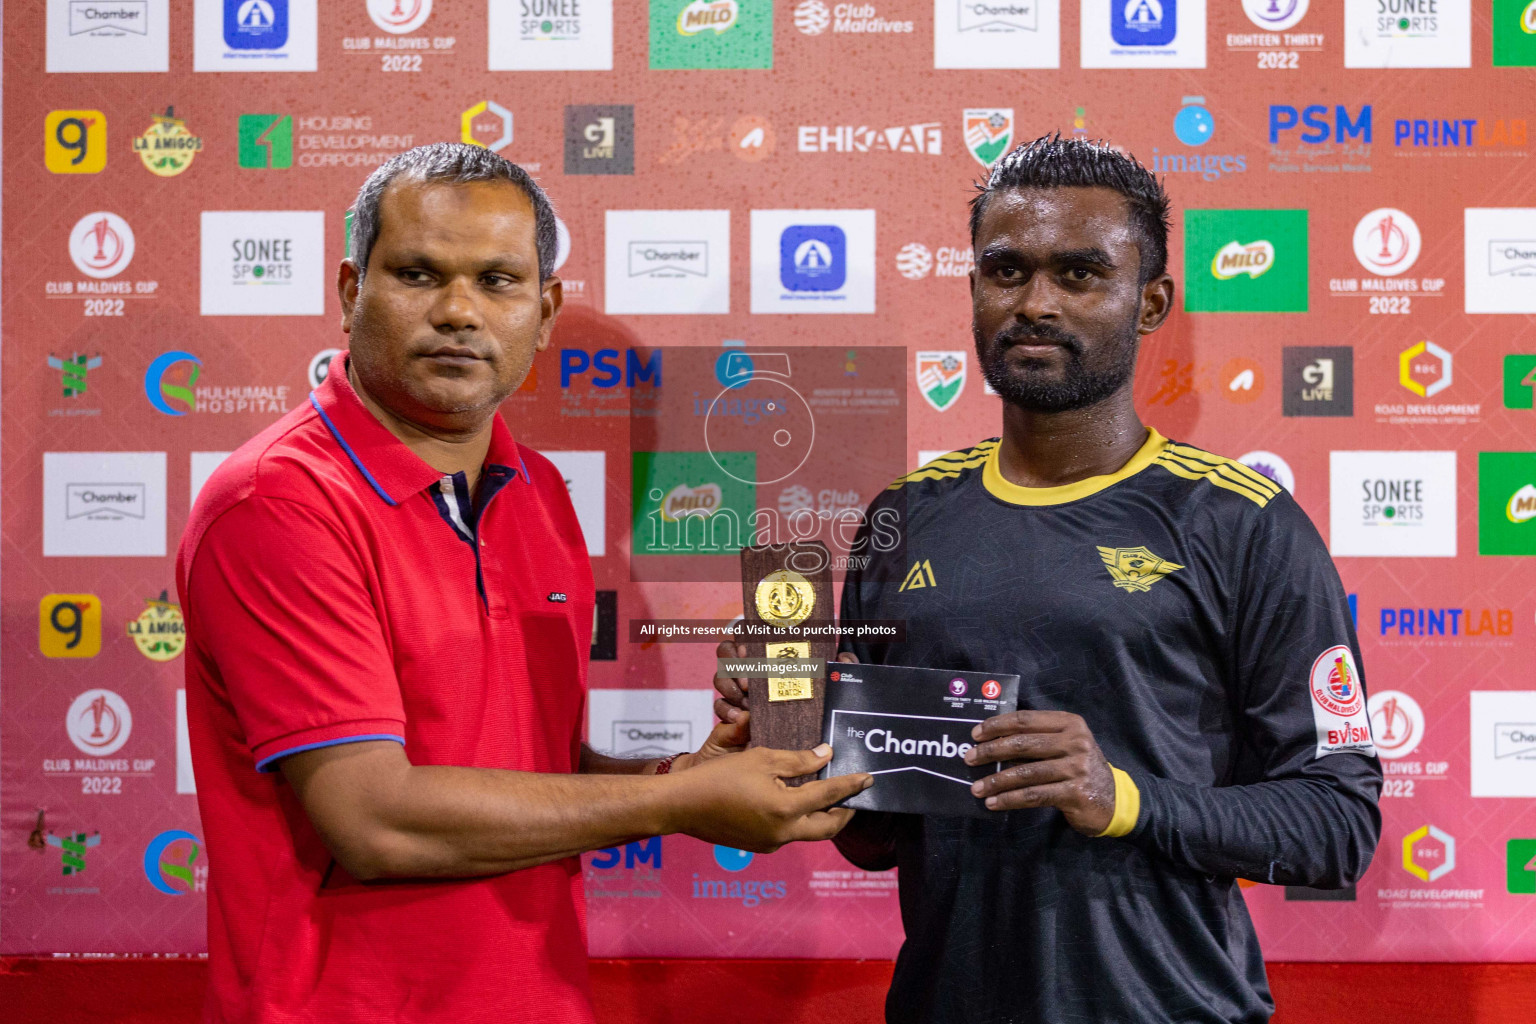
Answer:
xmin=45 ymin=110 xmax=107 ymax=174
xmin=40 ymin=594 xmax=103 ymax=657
xmin=1096 ymin=546 xmax=1184 ymax=593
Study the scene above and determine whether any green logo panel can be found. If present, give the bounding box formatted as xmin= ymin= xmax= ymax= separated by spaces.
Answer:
xmin=1504 ymin=354 xmax=1536 ymax=409
xmin=650 ymin=1 xmax=773 ymax=69
xmin=632 ymin=451 xmax=756 ymax=556
xmin=1509 ymin=839 xmax=1536 ymax=893
xmin=1493 ymin=0 xmax=1536 ymax=67
xmin=1478 ymin=452 xmax=1536 ymax=555
xmin=1184 ymin=209 xmax=1308 ymax=313
xmin=237 ymin=114 xmax=293 ymax=169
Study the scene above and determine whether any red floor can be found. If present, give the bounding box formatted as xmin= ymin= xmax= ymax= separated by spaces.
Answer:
xmin=3 ymin=958 xmax=1534 ymax=1022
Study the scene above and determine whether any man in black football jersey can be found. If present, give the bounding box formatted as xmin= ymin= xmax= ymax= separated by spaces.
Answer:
xmin=715 ymin=135 xmax=1382 ymax=1023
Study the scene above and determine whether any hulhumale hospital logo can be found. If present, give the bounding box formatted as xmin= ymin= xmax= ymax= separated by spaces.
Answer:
xmin=143 ymin=829 xmax=202 ymax=894
xmin=144 ymin=351 xmax=201 ymax=415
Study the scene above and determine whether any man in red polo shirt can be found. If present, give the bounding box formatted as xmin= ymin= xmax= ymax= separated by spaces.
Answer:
xmin=176 ymin=142 xmax=871 ymax=1024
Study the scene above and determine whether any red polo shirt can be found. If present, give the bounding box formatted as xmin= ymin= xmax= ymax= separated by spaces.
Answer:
xmin=176 ymin=353 xmax=596 ymax=1024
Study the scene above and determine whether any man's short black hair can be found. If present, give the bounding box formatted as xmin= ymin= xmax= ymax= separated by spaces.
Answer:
xmin=969 ymin=134 xmax=1172 ymax=284
xmin=349 ymin=142 xmax=558 ymax=282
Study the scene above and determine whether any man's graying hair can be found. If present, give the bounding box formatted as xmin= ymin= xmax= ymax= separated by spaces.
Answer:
xmin=969 ymin=134 xmax=1171 ymax=285
xmin=348 ymin=142 xmax=559 ymax=281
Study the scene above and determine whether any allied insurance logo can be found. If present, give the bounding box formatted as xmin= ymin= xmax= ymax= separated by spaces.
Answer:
xmin=68 ymin=212 xmax=135 ymax=279
xmin=224 ymin=0 xmax=289 ymax=51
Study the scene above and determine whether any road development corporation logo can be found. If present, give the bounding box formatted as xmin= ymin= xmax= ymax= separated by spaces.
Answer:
xmin=1329 ymin=450 xmax=1457 ymax=558
xmin=916 ymin=352 xmax=966 ymax=412
xmin=963 ymin=109 xmax=1014 ymax=167
xmin=1398 ymin=341 xmax=1452 ymax=399
xmin=1402 ymin=825 xmax=1455 ymax=882
xmin=368 ymin=0 xmax=432 ymax=34
xmin=1478 ymin=452 xmax=1536 ymax=556
xmin=1243 ymin=0 xmax=1308 ymax=30
xmin=1368 ymin=690 xmax=1425 ymax=759
xmin=461 ymin=101 xmax=513 ymax=151
xmin=1345 ymin=0 xmax=1470 ymax=68
xmin=1183 ymin=210 xmax=1306 ymax=312
xmin=67 ymin=689 xmax=133 ymax=757
xmin=69 ymin=213 xmax=135 ymax=280
xmin=144 ymin=830 xmax=203 ymax=895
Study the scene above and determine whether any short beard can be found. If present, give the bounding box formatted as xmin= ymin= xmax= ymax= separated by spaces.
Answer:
xmin=975 ymin=318 xmax=1139 ymax=413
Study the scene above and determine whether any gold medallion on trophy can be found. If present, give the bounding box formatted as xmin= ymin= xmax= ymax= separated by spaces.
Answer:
xmin=754 ymin=569 xmax=815 ymax=627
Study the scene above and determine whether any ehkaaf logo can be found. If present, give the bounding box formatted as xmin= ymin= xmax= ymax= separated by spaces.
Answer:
xmin=797 ymin=122 xmax=942 ymax=155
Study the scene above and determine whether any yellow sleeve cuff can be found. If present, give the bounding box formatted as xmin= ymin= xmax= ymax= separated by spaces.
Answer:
xmin=1096 ymin=764 xmax=1141 ymax=838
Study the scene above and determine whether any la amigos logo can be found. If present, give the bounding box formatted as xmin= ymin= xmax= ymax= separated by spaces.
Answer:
xmin=144 ymin=351 xmax=202 ymax=415
xmin=143 ymin=829 xmax=202 ymax=895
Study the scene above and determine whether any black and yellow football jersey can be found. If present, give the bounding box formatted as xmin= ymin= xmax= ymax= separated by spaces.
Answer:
xmin=836 ymin=427 xmax=1383 ymax=1024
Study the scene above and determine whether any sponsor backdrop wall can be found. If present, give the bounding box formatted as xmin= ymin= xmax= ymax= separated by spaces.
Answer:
xmin=4 ymin=0 xmax=1536 ymax=961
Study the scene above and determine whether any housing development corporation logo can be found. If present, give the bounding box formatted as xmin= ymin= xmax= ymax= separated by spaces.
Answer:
xmin=1184 ymin=209 xmax=1307 ymax=312
xmin=237 ymin=113 xmax=293 ymax=167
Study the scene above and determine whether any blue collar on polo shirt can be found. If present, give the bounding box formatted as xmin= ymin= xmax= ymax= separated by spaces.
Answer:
xmin=307 ymin=350 xmax=530 ymax=508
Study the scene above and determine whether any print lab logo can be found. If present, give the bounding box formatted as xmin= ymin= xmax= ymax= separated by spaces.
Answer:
xmin=367 ymin=0 xmax=431 ymax=34
xmin=143 ymin=829 xmax=204 ymax=895
xmin=1393 ymin=116 xmax=1527 ymax=151
xmin=68 ymin=213 xmax=135 ymax=279
xmin=792 ymin=1 xmax=914 ymax=35
xmin=1402 ymin=825 xmax=1455 ymax=882
xmin=66 ymin=689 xmax=133 ymax=757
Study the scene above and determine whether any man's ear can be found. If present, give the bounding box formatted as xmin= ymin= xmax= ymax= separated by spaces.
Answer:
xmin=1137 ymin=273 xmax=1175 ymax=336
xmin=535 ymin=276 xmax=564 ymax=352
xmin=338 ymin=260 xmax=363 ymax=334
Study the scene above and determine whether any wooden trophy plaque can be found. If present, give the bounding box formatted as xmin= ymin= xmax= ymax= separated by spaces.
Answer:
xmin=740 ymin=542 xmax=836 ymax=782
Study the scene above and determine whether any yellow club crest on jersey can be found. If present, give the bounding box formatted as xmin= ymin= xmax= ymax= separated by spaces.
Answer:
xmin=1096 ymin=546 xmax=1184 ymax=593
xmin=898 ymin=558 xmax=937 ymax=592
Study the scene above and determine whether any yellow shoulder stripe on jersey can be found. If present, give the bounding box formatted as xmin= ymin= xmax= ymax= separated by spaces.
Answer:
xmin=1163 ymin=444 xmax=1282 ymax=497
xmin=1154 ymin=446 xmax=1279 ymax=508
xmin=886 ymin=440 xmax=998 ymax=490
